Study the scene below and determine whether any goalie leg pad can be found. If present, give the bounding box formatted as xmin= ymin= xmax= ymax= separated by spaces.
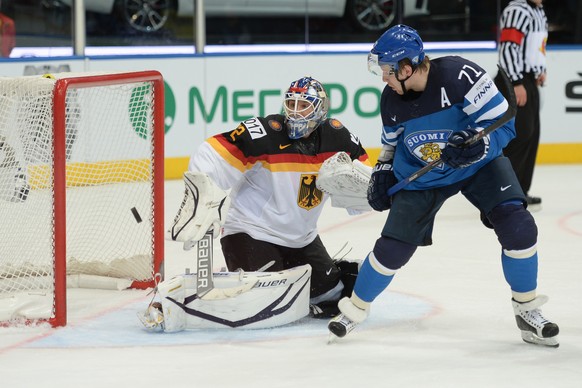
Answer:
xmin=150 ymin=265 xmax=312 ymax=331
xmin=156 ymin=276 xmax=188 ymax=332
xmin=138 ymin=301 xmax=165 ymax=331
xmin=138 ymin=275 xmax=187 ymax=332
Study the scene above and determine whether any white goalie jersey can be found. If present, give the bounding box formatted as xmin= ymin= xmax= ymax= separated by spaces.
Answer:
xmin=188 ymin=114 xmax=371 ymax=248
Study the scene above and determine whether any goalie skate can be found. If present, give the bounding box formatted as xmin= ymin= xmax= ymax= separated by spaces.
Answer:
xmin=138 ymin=302 xmax=165 ymax=331
xmin=512 ymin=295 xmax=559 ymax=348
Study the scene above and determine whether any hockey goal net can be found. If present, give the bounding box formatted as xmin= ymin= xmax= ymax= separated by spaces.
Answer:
xmin=0 ymin=71 xmax=164 ymax=327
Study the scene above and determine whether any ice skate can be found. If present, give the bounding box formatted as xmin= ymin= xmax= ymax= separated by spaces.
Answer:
xmin=512 ymin=295 xmax=559 ymax=348
xmin=327 ymin=297 xmax=368 ymax=342
xmin=328 ymin=313 xmax=359 ymax=341
xmin=138 ymin=301 xmax=165 ymax=331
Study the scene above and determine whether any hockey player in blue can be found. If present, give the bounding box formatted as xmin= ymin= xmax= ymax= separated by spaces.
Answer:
xmin=328 ymin=25 xmax=559 ymax=347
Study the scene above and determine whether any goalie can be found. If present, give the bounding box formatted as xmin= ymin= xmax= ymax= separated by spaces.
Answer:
xmin=165 ymin=76 xmax=372 ymax=324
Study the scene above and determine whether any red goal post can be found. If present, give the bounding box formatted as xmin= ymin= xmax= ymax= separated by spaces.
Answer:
xmin=0 ymin=71 xmax=165 ymax=327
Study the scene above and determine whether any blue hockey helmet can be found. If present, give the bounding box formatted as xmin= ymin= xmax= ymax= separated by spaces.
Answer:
xmin=368 ymin=24 xmax=425 ymax=76
xmin=283 ymin=76 xmax=329 ymax=139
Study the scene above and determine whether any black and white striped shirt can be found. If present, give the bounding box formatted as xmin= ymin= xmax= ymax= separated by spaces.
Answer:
xmin=498 ymin=0 xmax=548 ymax=84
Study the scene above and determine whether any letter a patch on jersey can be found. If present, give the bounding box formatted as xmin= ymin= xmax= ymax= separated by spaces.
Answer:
xmin=297 ymin=174 xmax=323 ymax=210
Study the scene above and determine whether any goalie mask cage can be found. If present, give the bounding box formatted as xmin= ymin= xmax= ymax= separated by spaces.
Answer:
xmin=0 ymin=71 xmax=164 ymax=327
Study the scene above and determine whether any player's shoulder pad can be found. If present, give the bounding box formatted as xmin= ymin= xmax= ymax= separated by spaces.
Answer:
xmin=439 ymin=56 xmax=487 ymax=83
xmin=433 ymin=56 xmax=489 ymax=102
xmin=442 ymin=57 xmax=497 ymax=110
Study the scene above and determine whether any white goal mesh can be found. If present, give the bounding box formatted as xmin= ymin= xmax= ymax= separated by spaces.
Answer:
xmin=0 ymin=71 xmax=164 ymax=326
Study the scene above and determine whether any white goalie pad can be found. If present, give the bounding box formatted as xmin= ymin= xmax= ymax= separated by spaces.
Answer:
xmin=316 ymin=152 xmax=372 ymax=212
xmin=142 ymin=265 xmax=311 ymax=332
xmin=166 ymin=171 xmax=231 ymax=250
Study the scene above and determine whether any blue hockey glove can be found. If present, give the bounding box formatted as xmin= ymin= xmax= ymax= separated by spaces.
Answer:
xmin=440 ymin=129 xmax=489 ymax=169
xmin=367 ymin=161 xmax=397 ymax=211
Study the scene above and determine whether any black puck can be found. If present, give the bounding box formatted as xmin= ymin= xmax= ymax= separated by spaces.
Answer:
xmin=131 ymin=207 xmax=142 ymax=223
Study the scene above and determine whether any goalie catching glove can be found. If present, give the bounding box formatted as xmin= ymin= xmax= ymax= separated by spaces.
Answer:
xmin=167 ymin=171 xmax=231 ymax=250
xmin=316 ymin=152 xmax=372 ymax=212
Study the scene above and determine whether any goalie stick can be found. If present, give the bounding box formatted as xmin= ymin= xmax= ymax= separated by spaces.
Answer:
xmin=387 ymin=65 xmax=517 ymax=197
xmin=195 ymin=231 xmax=267 ymax=300
xmin=195 ymin=231 xmax=254 ymax=300
xmin=195 ymin=231 xmax=214 ymax=298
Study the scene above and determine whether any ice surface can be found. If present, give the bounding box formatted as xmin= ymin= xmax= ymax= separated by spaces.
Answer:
xmin=1 ymin=165 xmax=581 ymax=388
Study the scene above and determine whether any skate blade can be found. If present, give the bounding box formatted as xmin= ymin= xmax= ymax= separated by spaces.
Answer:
xmin=521 ymin=331 xmax=559 ymax=348
xmin=327 ymin=332 xmax=339 ymax=344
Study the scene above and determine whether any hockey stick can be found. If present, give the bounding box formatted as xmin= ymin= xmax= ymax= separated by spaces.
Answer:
xmin=387 ymin=65 xmax=517 ymax=197
xmin=195 ymin=230 xmax=250 ymax=300
xmin=196 ymin=231 xmax=214 ymax=298
xmin=196 ymin=230 xmax=270 ymax=300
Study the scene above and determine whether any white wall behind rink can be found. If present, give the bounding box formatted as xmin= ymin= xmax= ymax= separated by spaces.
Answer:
xmin=1 ymin=48 xmax=581 ymax=160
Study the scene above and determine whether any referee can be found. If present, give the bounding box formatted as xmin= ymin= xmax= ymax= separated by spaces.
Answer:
xmin=495 ymin=0 xmax=547 ymax=208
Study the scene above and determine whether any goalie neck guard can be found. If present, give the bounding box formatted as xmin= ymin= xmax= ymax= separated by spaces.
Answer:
xmin=283 ymin=76 xmax=329 ymax=139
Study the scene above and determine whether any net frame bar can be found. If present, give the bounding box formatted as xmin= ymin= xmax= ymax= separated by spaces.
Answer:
xmin=50 ymin=71 xmax=165 ymax=327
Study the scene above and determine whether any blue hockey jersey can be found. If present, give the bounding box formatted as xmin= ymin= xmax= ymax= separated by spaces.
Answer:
xmin=379 ymin=56 xmax=516 ymax=190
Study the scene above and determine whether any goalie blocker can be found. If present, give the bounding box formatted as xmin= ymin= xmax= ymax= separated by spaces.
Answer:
xmin=167 ymin=171 xmax=231 ymax=250
xmin=139 ymin=265 xmax=312 ymax=331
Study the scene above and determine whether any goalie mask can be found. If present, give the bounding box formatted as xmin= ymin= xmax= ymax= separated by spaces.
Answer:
xmin=283 ymin=77 xmax=329 ymax=139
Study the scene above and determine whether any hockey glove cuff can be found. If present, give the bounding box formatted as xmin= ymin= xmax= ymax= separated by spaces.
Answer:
xmin=367 ymin=161 xmax=397 ymax=211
